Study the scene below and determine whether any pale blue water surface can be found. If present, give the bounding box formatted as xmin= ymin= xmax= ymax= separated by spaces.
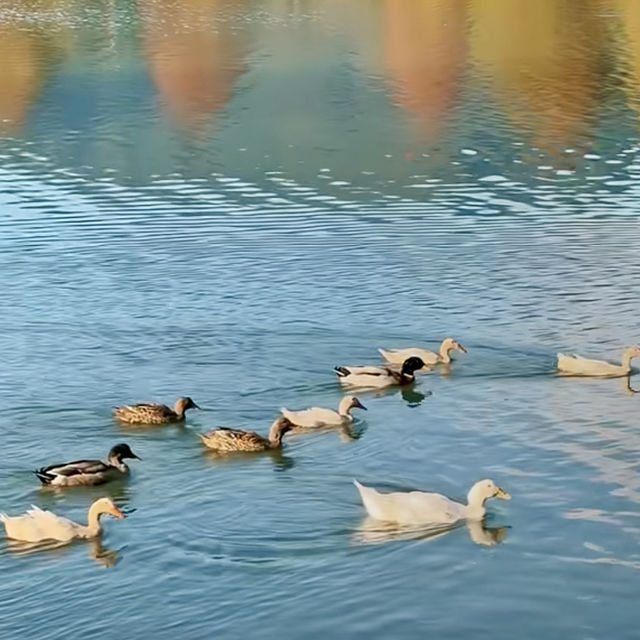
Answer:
xmin=1 ymin=1 xmax=640 ymax=638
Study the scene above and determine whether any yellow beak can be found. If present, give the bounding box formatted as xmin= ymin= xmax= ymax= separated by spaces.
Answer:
xmin=495 ymin=488 xmax=511 ymax=500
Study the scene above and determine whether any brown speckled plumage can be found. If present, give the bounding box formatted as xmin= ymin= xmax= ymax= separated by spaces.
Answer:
xmin=113 ymin=397 xmax=199 ymax=424
xmin=199 ymin=417 xmax=293 ymax=453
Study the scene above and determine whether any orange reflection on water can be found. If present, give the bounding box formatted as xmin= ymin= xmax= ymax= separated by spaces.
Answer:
xmin=469 ymin=0 xmax=607 ymax=157
xmin=0 ymin=30 xmax=43 ymax=134
xmin=382 ymin=0 xmax=467 ymax=141
xmin=141 ymin=0 xmax=247 ymax=133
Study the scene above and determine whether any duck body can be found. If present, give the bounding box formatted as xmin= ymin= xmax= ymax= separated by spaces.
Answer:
xmin=557 ymin=346 xmax=640 ymax=377
xmin=113 ymin=397 xmax=199 ymax=424
xmin=379 ymin=337 xmax=467 ymax=367
xmin=200 ymin=417 xmax=293 ymax=453
xmin=354 ymin=479 xmax=510 ymax=526
xmin=281 ymin=396 xmax=366 ymax=428
xmin=34 ymin=444 xmax=140 ymax=487
xmin=335 ymin=357 xmax=425 ymax=389
xmin=0 ymin=497 xmax=125 ymax=542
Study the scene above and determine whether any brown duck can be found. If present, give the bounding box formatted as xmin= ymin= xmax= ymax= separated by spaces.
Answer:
xmin=113 ymin=397 xmax=200 ymax=424
xmin=199 ymin=417 xmax=293 ymax=453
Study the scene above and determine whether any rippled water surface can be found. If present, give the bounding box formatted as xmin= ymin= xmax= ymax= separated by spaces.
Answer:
xmin=2 ymin=1 xmax=640 ymax=638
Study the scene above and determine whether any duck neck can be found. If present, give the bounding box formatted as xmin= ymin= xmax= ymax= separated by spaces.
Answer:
xmin=439 ymin=341 xmax=452 ymax=364
xmin=338 ymin=398 xmax=353 ymax=418
xmin=268 ymin=420 xmax=288 ymax=448
xmin=86 ymin=504 xmax=106 ymax=537
xmin=621 ymin=349 xmax=637 ymax=372
xmin=400 ymin=364 xmax=415 ymax=380
xmin=465 ymin=487 xmax=488 ymax=519
xmin=173 ymin=400 xmax=187 ymax=418
xmin=107 ymin=455 xmax=127 ymax=472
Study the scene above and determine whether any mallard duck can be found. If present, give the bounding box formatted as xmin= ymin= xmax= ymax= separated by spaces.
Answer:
xmin=353 ymin=479 xmax=510 ymax=525
xmin=334 ymin=356 xmax=425 ymax=388
xmin=379 ymin=337 xmax=467 ymax=367
xmin=0 ymin=497 xmax=126 ymax=542
xmin=281 ymin=396 xmax=366 ymax=428
xmin=34 ymin=443 xmax=140 ymax=487
xmin=113 ymin=397 xmax=200 ymax=424
xmin=557 ymin=346 xmax=640 ymax=377
xmin=199 ymin=417 xmax=293 ymax=453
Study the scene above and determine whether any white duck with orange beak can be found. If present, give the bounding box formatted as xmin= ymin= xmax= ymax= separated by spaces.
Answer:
xmin=0 ymin=497 xmax=126 ymax=542
xmin=379 ymin=337 xmax=467 ymax=367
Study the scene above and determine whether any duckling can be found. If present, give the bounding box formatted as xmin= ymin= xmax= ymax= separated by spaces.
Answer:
xmin=334 ymin=356 xmax=425 ymax=388
xmin=199 ymin=417 xmax=293 ymax=453
xmin=0 ymin=497 xmax=125 ymax=542
xmin=379 ymin=337 xmax=467 ymax=367
xmin=281 ymin=396 xmax=366 ymax=428
xmin=34 ymin=443 xmax=141 ymax=487
xmin=113 ymin=397 xmax=200 ymax=424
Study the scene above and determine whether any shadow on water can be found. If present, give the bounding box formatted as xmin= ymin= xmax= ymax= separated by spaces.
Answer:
xmin=351 ymin=517 xmax=509 ymax=548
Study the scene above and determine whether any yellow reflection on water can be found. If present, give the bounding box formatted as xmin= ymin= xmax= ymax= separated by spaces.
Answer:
xmin=614 ymin=0 xmax=640 ymax=118
xmin=469 ymin=0 xmax=608 ymax=156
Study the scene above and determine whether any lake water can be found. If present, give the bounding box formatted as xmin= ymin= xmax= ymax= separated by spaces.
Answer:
xmin=2 ymin=0 xmax=640 ymax=638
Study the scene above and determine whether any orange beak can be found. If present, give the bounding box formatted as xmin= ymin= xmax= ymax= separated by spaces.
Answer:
xmin=111 ymin=506 xmax=126 ymax=519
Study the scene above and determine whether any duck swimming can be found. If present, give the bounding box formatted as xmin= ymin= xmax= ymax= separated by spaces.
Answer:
xmin=334 ymin=356 xmax=425 ymax=388
xmin=0 ymin=497 xmax=125 ymax=542
xmin=34 ymin=443 xmax=141 ymax=487
xmin=379 ymin=337 xmax=467 ymax=367
xmin=113 ymin=397 xmax=200 ymax=424
xmin=557 ymin=346 xmax=640 ymax=377
xmin=281 ymin=396 xmax=366 ymax=428
xmin=199 ymin=417 xmax=293 ymax=453
xmin=354 ymin=478 xmax=510 ymax=525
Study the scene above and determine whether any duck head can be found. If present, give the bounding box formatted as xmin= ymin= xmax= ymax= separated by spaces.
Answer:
xmin=91 ymin=497 xmax=126 ymax=520
xmin=108 ymin=443 xmax=141 ymax=463
xmin=269 ymin=417 xmax=294 ymax=446
xmin=340 ymin=396 xmax=367 ymax=414
xmin=175 ymin=397 xmax=201 ymax=415
xmin=467 ymin=479 xmax=511 ymax=508
xmin=401 ymin=356 xmax=426 ymax=376
xmin=442 ymin=337 xmax=467 ymax=355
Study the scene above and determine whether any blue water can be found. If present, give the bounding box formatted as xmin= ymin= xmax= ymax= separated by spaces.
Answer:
xmin=1 ymin=1 xmax=640 ymax=638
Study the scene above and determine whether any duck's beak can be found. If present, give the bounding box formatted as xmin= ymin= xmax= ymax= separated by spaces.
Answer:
xmin=130 ymin=452 xmax=141 ymax=461
xmin=456 ymin=342 xmax=468 ymax=354
xmin=192 ymin=402 xmax=202 ymax=410
xmin=495 ymin=487 xmax=511 ymax=500
xmin=111 ymin=506 xmax=126 ymax=519
xmin=353 ymin=399 xmax=367 ymax=410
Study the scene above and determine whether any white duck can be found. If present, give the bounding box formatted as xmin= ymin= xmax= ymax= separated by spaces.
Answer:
xmin=281 ymin=396 xmax=366 ymax=428
xmin=557 ymin=345 xmax=640 ymax=377
xmin=0 ymin=497 xmax=125 ymax=542
xmin=354 ymin=479 xmax=510 ymax=525
xmin=379 ymin=337 xmax=467 ymax=367
xmin=335 ymin=356 xmax=425 ymax=388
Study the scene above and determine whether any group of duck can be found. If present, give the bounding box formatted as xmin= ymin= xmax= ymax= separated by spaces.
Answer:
xmin=2 ymin=338 xmax=638 ymax=546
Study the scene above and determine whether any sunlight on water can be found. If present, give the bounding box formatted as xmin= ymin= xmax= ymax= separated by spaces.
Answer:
xmin=1 ymin=1 xmax=640 ymax=639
